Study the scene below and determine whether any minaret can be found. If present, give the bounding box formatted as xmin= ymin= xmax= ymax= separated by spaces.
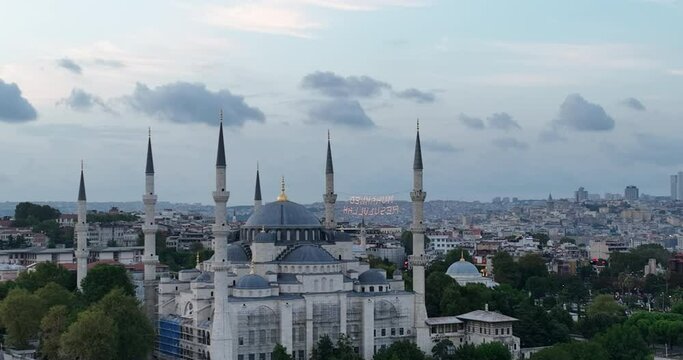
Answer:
xmin=359 ymin=217 xmax=367 ymax=248
xmin=211 ymin=112 xmax=233 ymax=360
xmin=142 ymin=129 xmax=159 ymax=318
xmin=254 ymin=163 xmax=262 ymax=212
xmin=410 ymin=120 xmax=430 ymax=351
xmin=323 ymin=131 xmax=337 ymax=230
xmin=547 ymin=193 xmax=554 ymax=212
xmin=75 ymin=162 xmax=88 ymax=291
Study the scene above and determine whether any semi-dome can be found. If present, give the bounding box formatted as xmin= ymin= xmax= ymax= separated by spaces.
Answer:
xmin=358 ymin=269 xmax=388 ymax=284
xmin=226 ymin=243 xmax=249 ymax=262
xmin=280 ymin=244 xmax=336 ymax=263
xmin=446 ymin=259 xmax=481 ymax=278
xmin=193 ymin=271 xmax=213 ymax=283
xmin=244 ymin=200 xmax=321 ymax=228
xmin=235 ymin=274 xmax=270 ymax=289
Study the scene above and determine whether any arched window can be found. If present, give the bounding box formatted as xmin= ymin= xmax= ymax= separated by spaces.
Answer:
xmin=321 ymin=277 xmax=327 ymax=291
xmin=314 ymin=279 xmax=320 ymax=291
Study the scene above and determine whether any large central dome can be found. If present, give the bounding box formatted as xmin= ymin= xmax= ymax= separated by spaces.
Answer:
xmin=245 ymin=200 xmax=321 ymax=228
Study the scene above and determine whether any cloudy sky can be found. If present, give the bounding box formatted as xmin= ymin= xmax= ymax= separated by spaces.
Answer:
xmin=1 ymin=0 xmax=682 ymax=205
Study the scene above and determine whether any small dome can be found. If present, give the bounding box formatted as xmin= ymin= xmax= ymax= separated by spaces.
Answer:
xmin=280 ymin=244 xmax=336 ymax=263
xmin=358 ymin=269 xmax=388 ymax=284
xmin=245 ymin=201 xmax=321 ymax=228
xmin=446 ymin=259 xmax=481 ymax=278
xmin=235 ymin=274 xmax=270 ymax=289
xmin=227 ymin=243 xmax=249 ymax=262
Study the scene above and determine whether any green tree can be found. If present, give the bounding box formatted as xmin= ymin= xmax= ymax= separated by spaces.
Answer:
xmin=492 ymin=252 xmax=519 ymax=286
xmin=426 ymin=272 xmax=455 ymax=316
xmin=476 ymin=342 xmax=512 ymax=360
xmin=59 ymin=308 xmax=117 ymax=360
xmin=0 ymin=288 xmax=46 ymax=349
xmin=14 ymin=202 xmax=61 ymax=227
xmin=80 ymin=264 xmax=134 ymax=303
xmin=40 ymin=305 xmax=72 ymax=360
xmin=35 ymin=282 xmax=75 ymax=310
xmin=431 ymin=339 xmax=454 ymax=360
xmin=608 ymin=244 xmax=670 ymax=274
xmin=587 ymin=295 xmax=624 ymax=317
xmin=272 ymin=344 xmax=293 ymax=360
xmin=310 ymin=335 xmax=335 ymax=360
xmin=14 ymin=262 xmax=76 ymax=292
xmin=595 ymin=324 xmax=651 ymax=360
xmin=530 ymin=341 xmax=608 ymax=360
xmin=373 ymin=340 xmax=426 ymax=360
xmin=517 ymin=253 xmax=548 ymax=289
xmin=93 ymin=288 xmax=155 ymax=359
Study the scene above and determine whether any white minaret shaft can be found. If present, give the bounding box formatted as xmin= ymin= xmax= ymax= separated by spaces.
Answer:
xmin=410 ymin=121 xmax=430 ymax=352
xmin=143 ymin=134 xmax=158 ymax=282
xmin=360 ymin=217 xmax=367 ymax=248
xmin=324 ymin=131 xmax=337 ymax=230
xmin=75 ymin=164 xmax=88 ymax=291
xmin=211 ymin=117 xmax=233 ymax=360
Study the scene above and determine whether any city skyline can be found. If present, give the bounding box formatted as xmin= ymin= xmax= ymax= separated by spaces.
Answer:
xmin=1 ymin=0 xmax=683 ymax=204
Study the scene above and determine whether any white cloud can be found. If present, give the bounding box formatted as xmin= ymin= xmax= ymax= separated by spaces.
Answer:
xmin=494 ymin=42 xmax=656 ymax=70
xmin=669 ymin=69 xmax=683 ymax=76
xmin=203 ymin=3 xmax=322 ymax=38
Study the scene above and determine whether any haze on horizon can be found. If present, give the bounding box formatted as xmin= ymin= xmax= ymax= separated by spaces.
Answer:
xmin=1 ymin=0 xmax=682 ymax=205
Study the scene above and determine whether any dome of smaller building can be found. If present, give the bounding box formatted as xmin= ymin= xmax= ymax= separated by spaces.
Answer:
xmin=446 ymin=259 xmax=481 ymax=278
xmin=358 ymin=269 xmax=388 ymax=284
xmin=280 ymin=244 xmax=336 ymax=263
xmin=235 ymin=274 xmax=270 ymax=289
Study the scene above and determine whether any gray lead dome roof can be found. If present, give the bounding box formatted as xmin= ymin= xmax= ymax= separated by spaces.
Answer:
xmin=244 ymin=201 xmax=321 ymax=228
xmin=227 ymin=243 xmax=249 ymax=262
xmin=235 ymin=274 xmax=270 ymax=289
xmin=280 ymin=244 xmax=336 ymax=263
xmin=446 ymin=259 xmax=481 ymax=277
xmin=358 ymin=269 xmax=388 ymax=284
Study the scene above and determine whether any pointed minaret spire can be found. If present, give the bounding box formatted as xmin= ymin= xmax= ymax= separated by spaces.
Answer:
xmin=324 ymin=131 xmax=337 ymax=230
xmin=254 ymin=163 xmax=263 ymax=212
xmin=146 ymin=128 xmax=154 ymax=175
xmin=78 ymin=162 xmax=86 ymax=201
xmin=216 ymin=110 xmax=226 ymax=167
xmin=414 ymin=119 xmax=423 ymax=170
xmin=326 ymin=130 xmax=334 ymax=174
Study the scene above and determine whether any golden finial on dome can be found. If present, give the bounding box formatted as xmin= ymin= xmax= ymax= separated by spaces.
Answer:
xmin=277 ymin=176 xmax=288 ymax=202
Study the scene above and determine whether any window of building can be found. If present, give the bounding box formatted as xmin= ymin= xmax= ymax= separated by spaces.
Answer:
xmin=399 ymin=328 xmax=404 ymax=336
xmin=495 ymin=329 xmax=498 ymax=335
xmin=249 ymin=331 xmax=255 ymax=345
xmin=298 ymin=350 xmax=304 ymax=359
xmin=238 ymin=356 xmax=244 ymax=360
xmin=249 ymin=355 xmax=255 ymax=360
xmin=259 ymin=354 xmax=266 ymax=360
xmin=381 ymin=328 xmax=386 ymax=337
xmin=239 ymin=337 xmax=244 ymax=345
xmin=391 ymin=328 xmax=396 ymax=336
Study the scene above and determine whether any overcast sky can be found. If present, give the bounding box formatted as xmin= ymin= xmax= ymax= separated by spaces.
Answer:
xmin=1 ymin=0 xmax=682 ymax=205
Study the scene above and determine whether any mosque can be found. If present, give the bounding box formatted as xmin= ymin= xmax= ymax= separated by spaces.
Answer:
xmin=72 ymin=117 xmax=520 ymax=360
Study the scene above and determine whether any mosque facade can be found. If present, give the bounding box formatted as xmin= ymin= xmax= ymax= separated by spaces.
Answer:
xmin=67 ymin=118 xmax=520 ymax=359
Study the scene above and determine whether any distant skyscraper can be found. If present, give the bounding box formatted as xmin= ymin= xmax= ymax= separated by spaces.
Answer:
xmin=624 ymin=185 xmax=639 ymax=201
xmin=575 ymin=187 xmax=588 ymax=202
xmin=678 ymin=171 xmax=683 ymax=201
xmin=672 ymin=174 xmax=679 ymax=200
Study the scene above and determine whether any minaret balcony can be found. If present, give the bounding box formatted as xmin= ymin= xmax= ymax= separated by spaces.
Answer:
xmin=409 ymin=254 xmax=431 ymax=267
xmin=410 ymin=190 xmax=426 ymax=202
xmin=143 ymin=194 xmax=157 ymax=204
xmin=324 ymin=193 xmax=338 ymax=203
xmin=213 ymin=191 xmax=230 ymax=202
